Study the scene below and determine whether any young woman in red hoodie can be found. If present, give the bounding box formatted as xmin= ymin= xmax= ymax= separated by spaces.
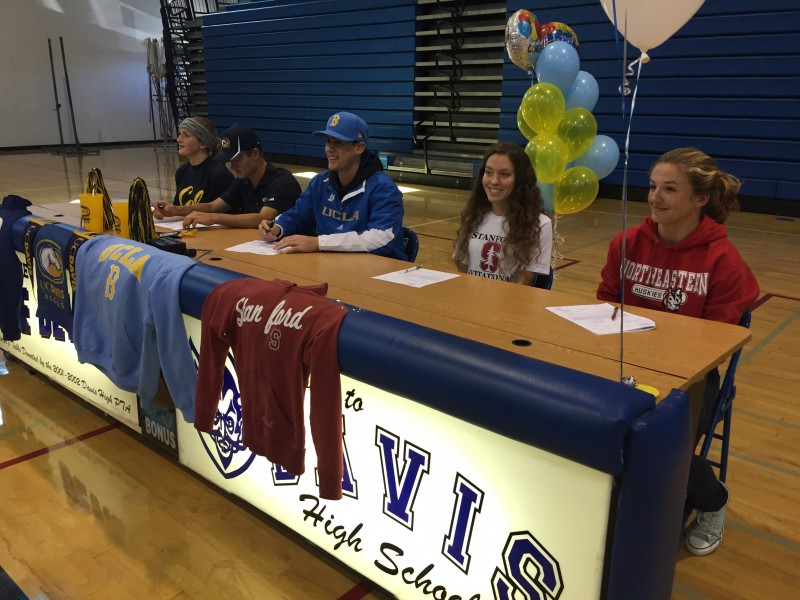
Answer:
xmin=597 ymin=147 xmax=759 ymax=556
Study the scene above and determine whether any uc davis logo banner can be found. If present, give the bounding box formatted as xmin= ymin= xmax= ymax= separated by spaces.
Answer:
xmin=33 ymin=227 xmax=73 ymax=335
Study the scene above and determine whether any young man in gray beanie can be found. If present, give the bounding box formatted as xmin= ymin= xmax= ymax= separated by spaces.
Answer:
xmin=166 ymin=117 xmax=234 ymax=209
xmin=155 ymin=124 xmax=301 ymax=229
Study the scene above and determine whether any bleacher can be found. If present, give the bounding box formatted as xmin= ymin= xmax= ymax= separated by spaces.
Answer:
xmin=202 ymin=0 xmax=416 ymax=161
xmin=192 ymin=0 xmax=800 ymax=208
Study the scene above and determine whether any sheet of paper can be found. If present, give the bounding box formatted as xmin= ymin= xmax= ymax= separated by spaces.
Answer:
xmin=373 ymin=267 xmax=460 ymax=288
xmin=225 ymin=240 xmax=282 ymax=256
xmin=155 ymin=219 xmax=221 ymax=231
xmin=546 ymin=303 xmax=656 ymax=335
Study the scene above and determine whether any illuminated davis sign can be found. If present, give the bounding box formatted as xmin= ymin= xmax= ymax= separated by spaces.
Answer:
xmin=0 ymin=252 xmax=137 ymax=425
xmin=179 ymin=318 xmax=611 ymax=599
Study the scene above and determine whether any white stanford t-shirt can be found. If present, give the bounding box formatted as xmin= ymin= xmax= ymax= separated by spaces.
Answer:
xmin=465 ymin=212 xmax=552 ymax=282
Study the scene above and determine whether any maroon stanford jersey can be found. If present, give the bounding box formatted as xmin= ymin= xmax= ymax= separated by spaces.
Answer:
xmin=194 ymin=278 xmax=348 ymax=499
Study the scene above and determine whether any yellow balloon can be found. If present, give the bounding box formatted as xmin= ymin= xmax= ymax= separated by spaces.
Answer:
xmin=525 ymin=134 xmax=569 ymax=183
xmin=521 ymin=82 xmax=565 ymax=134
xmin=554 ymin=166 xmax=599 ymax=214
xmin=517 ymin=105 xmax=537 ymax=141
xmin=556 ymin=108 xmax=598 ymax=161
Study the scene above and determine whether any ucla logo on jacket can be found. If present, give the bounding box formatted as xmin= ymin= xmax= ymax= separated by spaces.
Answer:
xmin=191 ymin=341 xmax=255 ymax=479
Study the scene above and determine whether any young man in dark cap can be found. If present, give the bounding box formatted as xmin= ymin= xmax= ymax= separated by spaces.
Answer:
xmin=259 ymin=112 xmax=406 ymax=259
xmin=154 ymin=124 xmax=301 ymax=229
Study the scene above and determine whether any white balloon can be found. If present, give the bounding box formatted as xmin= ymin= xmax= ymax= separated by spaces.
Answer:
xmin=598 ymin=0 xmax=705 ymax=53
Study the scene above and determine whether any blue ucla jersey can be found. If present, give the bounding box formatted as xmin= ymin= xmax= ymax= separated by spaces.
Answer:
xmin=275 ymin=153 xmax=406 ymax=260
xmin=73 ymin=235 xmax=198 ymax=422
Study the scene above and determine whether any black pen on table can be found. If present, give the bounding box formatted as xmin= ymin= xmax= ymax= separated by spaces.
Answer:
xmin=611 ymin=306 xmax=619 ymax=320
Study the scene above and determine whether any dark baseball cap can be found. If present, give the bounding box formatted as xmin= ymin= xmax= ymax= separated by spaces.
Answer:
xmin=218 ymin=124 xmax=262 ymax=162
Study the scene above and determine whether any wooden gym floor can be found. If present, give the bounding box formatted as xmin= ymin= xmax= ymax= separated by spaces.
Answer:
xmin=0 ymin=145 xmax=798 ymax=599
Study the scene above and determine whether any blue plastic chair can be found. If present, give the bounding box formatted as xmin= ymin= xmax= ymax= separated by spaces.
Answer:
xmin=402 ymin=226 xmax=419 ymax=262
xmin=698 ymin=310 xmax=752 ymax=482
xmin=531 ymin=267 xmax=554 ymax=290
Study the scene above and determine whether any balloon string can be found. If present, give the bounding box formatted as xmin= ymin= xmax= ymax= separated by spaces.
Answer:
xmin=611 ymin=0 xmax=627 ymax=117
xmin=618 ymin=55 xmax=644 ymax=382
xmin=619 ymin=52 xmax=649 ymax=97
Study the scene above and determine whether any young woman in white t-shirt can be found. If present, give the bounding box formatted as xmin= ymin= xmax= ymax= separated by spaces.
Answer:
xmin=453 ymin=142 xmax=552 ymax=285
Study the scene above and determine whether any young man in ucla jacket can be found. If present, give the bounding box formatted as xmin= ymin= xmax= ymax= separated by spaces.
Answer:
xmin=194 ymin=278 xmax=348 ymax=500
xmin=259 ymin=112 xmax=407 ymax=260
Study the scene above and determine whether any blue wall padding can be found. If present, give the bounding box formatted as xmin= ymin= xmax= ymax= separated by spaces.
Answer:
xmin=202 ymin=0 xmax=417 ymax=158
xmin=606 ymin=389 xmax=692 ymax=600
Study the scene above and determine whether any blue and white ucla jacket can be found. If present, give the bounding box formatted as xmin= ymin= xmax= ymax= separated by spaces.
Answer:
xmin=275 ymin=153 xmax=407 ymax=260
xmin=73 ymin=235 xmax=197 ymax=422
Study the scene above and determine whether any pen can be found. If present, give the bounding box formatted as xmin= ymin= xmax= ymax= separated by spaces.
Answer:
xmin=402 ymin=265 xmax=421 ymax=273
xmin=611 ymin=307 xmax=619 ymax=320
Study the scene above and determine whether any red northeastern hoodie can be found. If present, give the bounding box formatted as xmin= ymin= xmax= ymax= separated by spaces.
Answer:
xmin=194 ymin=278 xmax=348 ymax=500
xmin=597 ymin=216 xmax=759 ymax=325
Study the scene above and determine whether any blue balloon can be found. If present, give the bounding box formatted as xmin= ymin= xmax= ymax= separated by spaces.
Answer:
xmin=537 ymin=181 xmax=554 ymax=212
xmin=565 ymin=71 xmax=599 ymax=111
xmin=535 ymin=41 xmax=580 ymax=94
xmin=574 ymin=135 xmax=620 ymax=180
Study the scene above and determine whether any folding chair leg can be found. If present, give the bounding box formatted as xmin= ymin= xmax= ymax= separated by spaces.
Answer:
xmin=719 ymin=405 xmax=733 ymax=483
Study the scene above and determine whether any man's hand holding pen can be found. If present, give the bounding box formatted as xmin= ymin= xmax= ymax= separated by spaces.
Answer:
xmin=258 ymin=219 xmax=279 ymax=242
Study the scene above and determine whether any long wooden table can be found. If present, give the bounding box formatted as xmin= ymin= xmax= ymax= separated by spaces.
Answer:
xmin=28 ymin=203 xmax=751 ymax=398
xmin=181 ymin=226 xmax=751 ymax=400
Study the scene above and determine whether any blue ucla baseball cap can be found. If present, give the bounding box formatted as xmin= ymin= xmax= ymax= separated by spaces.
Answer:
xmin=313 ymin=112 xmax=369 ymax=146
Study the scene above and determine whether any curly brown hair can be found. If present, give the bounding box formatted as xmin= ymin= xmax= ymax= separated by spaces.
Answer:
xmin=453 ymin=142 xmax=545 ymax=272
xmin=652 ymin=147 xmax=741 ymax=223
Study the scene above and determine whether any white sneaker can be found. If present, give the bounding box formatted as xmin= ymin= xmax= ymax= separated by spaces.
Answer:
xmin=685 ymin=502 xmax=727 ymax=556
